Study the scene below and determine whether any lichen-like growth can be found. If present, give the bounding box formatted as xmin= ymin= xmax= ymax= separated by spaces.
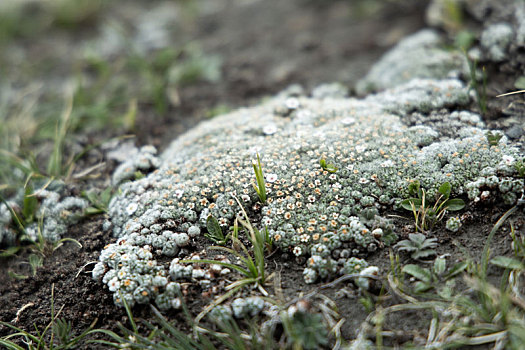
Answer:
xmin=0 ymin=186 xmax=89 ymax=246
xmin=91 ymin=24 xmax=524 ymax=308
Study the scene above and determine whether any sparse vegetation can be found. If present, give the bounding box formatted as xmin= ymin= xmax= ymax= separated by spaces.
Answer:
xmin=395 ymin=232 xmax=438 ymax=261
xmin=465 ymin=51 xmax=488 ymax=116
xmin=183 ymin=196 xmax=272 ymax=294
xmin=251 ymin=153 xmax=267 ymax=204
xmin=400 ymin=181 xmax=465 ymax=233
xmin=0 ymin=284 xmax=97 ymax=349
xmin=319 ymin=158 xmax=337 ymax=173
xmin=204 ymin=214 xmax=229 ymax=245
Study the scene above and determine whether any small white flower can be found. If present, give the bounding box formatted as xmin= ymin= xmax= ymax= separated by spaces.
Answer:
xmin=293 ymin=246 xmax=303 ymax=256
xmin=357 ymin=266 xmax=379 ymax=290
xmin=355 ymin=145 xmax=366 ymax=153
xmin=262 ymin=124 xmax=278 ymax=135
xmin=266 ymin=173 xmax=278 ymax=183
xmin=174 ymin=189 xmax=184 ymax=198
xmin=502 ymin=155 xmax=515 ymax=166
xmin=241 ymin=194 xmax=251 ymax=202
xmin=262 ymin=217 xmax=273 ymax=226
xmin=126 ymin=203 xmax=138 ymax=216
xmin=359 ymin=178 xmax=369 ymax=184
xmin=380 ymin=160 xmax=394 ymax=168
xmin=341 ymin=117 xmax=356 ymax=126
xmin=108 ymin=277 xmax=120 ymax=292
xmin=297 ymin=109 xmax=312 ymax=119
xmin=285 ymin=97 xmax=300 ymax=109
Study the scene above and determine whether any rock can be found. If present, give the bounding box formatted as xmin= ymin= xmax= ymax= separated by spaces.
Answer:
xmin=355 ymin=30 xmax=467 ymax=95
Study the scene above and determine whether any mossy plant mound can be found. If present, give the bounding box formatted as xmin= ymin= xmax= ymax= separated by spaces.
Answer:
xmin=95 ymin=75 xmax=521 ymax=309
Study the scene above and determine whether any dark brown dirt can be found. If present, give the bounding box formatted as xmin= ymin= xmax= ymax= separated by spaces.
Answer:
xmin=1 ymin=0 xmax=524 ymax=349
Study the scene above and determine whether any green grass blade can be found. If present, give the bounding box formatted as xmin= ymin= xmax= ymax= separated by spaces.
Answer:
xmin=0 ymin=323 xmax=41 ymax=344
xmin=209 ymin=244 xmax=255 ymax=276
xmin=47 ymin=96 xmax=73 ymax=177
xmin=0 ymin=339 xmax=25 ymax=350
xmin=482 ymin=205 xmax=519 ymax=277
xmin=150 ymin=306 xmax=202 ymax=349
xmin=120 ymin=291 xmax=137 ymax=333
xmin=0 ymin=193 xmax=26 ymax=235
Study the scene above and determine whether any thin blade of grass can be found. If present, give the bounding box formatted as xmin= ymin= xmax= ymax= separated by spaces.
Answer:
xmin=482 ymin=205 xmax=519 ymax=277
xmin=48 ymin=95 xmax=73 ymax=177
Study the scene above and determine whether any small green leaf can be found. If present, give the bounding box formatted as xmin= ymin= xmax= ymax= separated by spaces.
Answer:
xmin=84 ymin=207 xmax=104 ymax=216
xmin=408 ymin=180 xmax=421 ymax=197
xmin=252 ymin=153 xmax=267 ymax=203
xmin=434 ymin=257 xmax=446 ymax=275
xmin=206 ymin=215 xmax=223 ymax=239
xmin=486 ymin=131 xmax=503 ymax=146
xmin=0 ymin=246 xmax=21 ymax=258
xmin=402 ymin=264 xmax=432 ymax=283
xmin=100 ymin=187 xmax=113 ymax=204
xmin=414 ymin=281 xmax=432 ymax=293
xmin=444 ymin=261 xmax=468 ymax=279
xmin=490 ymin=256 xmax=525 ymax=270
xmin=319 ymin=158 xmax=337 ymax=173
xmin=515 ymin=76 xmax=525 ymax=90
xmin=400 ymin=198 xmax=421 ymax=211
xmin=22 ymin=185 xmax=38 ymax=223
xmin=454 ymin=30 xmax=475 ymax=51
xmin=28 ymin=253 xmax=43 ymax=276
xmin=444 ymin=198 xmax=465 ymax=211
xmin=396 ymin=241 xmax=416 ymax=252
xmin=419 ymin=237 xmax=438 ymax=250
xmin=438 ymin=285 xmax=454 ymax=299
xmin=8 ymin=270 xmax=28 ymax=280
xmin=438 ymin=182 xmax=451 ymax=199
xmin=408 ymin=233 xmax=427 ymax=245
xmin=412 ymin=249 xmax=437 ymax=260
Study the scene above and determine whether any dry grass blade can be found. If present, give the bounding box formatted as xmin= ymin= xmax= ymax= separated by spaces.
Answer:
xmin=496 ymin=90 xmax=525 ymax=97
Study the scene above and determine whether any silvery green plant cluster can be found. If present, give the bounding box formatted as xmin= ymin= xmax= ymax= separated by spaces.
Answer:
xmin=480 ymin=23 xmax=514 ymax=62
xmin=0 ymin=202 xmax=17 ymax=246
xmin=0 ymin=186 xmax=88 ymax=246
xmin=94 ymin=29 xmax=523 ymax=307
xmin=91 ymin=240 xmax=187 ymax=310
xmin=26 ymin=190 xmax=89 ymax=242
xmin=465 ymin=156 xmax=525 ymax=205
xmin=112 ymin=145 xmax=161 ymax=185
xmin=208 ymin=296 xmax=267 ymax=322
xmin=445 ymin=216 xmax=461 ymax=233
